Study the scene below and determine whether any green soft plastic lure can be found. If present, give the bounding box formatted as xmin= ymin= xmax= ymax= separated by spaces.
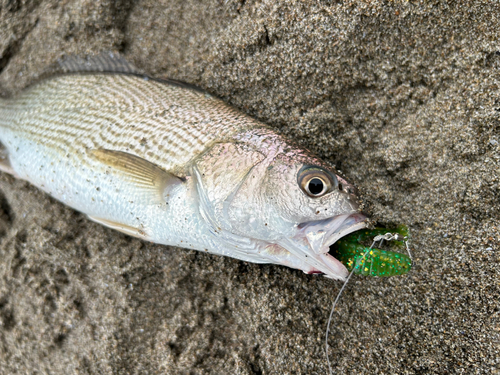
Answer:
xmin=332 ymin=225 xmax=412 ymax=277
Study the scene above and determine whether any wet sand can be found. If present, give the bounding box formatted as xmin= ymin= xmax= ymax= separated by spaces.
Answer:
xmin=0 ymin=1 xmax=498 ymax=374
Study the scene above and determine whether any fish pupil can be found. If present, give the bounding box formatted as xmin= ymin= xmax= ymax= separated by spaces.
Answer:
xmin=308 ymin=178 xmax=324 ymax=195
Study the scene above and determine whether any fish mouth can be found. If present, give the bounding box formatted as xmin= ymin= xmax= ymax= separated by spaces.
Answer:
xmin=277 ymin=213 xmax=368 ymax=280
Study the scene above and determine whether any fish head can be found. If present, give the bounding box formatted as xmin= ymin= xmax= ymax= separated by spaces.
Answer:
xmin=223 ymin=147 xmax=368 ymax=280
xmin=262 ymin=153 xmax=361 ymax=226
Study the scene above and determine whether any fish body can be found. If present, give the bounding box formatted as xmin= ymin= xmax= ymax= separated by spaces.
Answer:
xmin=0 ymin=58 xmax=367 ymax=280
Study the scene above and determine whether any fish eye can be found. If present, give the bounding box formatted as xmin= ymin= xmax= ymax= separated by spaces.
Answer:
xmin=298 ymin=166 xmax=336 ymax=198
xmin=306 ymin=177 xmax=327 ymax=196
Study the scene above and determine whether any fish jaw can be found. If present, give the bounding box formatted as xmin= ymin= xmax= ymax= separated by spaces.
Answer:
xmin=274 ymin=212 xmax=368 ymax=280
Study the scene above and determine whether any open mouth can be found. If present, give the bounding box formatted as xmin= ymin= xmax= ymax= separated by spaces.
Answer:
xmin=278 ymin=213 xmax=368 ymax=280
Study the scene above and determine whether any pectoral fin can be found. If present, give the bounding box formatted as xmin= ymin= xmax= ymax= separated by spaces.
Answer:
xmin=92 ymin=149 xmax=183 ymax=204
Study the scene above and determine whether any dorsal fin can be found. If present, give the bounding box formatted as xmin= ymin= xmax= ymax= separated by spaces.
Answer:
xmin=41 ymin=51 xmax=208 ymax=94
xmin=57 ymin=51 xmax=142 ymax=74
xmin=39 ymin=51 xmax=143 ymax=82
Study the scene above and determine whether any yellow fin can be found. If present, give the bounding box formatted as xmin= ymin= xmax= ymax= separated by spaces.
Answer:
xmin=88 ymin=216 xmax=148 ymax=239
xmin=92 ymin=149 xmax=183 ymax=204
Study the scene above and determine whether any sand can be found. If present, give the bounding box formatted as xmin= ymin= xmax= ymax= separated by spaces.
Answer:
xmin=0 ymin=1 xmax=498 ymax=374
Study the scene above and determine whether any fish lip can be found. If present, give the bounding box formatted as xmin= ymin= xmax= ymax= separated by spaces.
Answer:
xmin=298 ymin=212 xmax=368 ymax=254
xmin=278 ymin=213 xmax=368 ymax=280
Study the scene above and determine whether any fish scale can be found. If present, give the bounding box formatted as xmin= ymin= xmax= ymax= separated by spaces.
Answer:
xmin=0 ymin=74 xmax=258 ymax=169
xmin=0 ymin=56 xmax=367 ymax=280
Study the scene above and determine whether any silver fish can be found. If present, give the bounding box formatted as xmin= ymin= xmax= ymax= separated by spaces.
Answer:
xmin=0 ymin=54 xmax=367 ymax=280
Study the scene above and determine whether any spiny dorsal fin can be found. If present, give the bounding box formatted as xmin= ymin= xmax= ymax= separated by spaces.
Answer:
xmin=57 ymin=51 xmax=142 ymax=74
xmin=92 ymin=149 xmax=183 ymax=204
xmin=42 ymin=51 xmax=208 ymax=94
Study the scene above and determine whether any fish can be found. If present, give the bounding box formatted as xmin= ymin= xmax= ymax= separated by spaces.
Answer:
xmin=0 ymin=53 xmax=367 ymax=280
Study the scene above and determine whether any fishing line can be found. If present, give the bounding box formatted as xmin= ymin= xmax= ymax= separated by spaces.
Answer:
xmin=325 ymin=231 xmax=412 ymax=374
xmin=325 ymin=239 xmax=377 ymax=374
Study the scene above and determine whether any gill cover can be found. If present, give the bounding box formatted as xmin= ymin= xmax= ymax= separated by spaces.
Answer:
xmin=192 ymin=142 xmax=265 ymax=232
